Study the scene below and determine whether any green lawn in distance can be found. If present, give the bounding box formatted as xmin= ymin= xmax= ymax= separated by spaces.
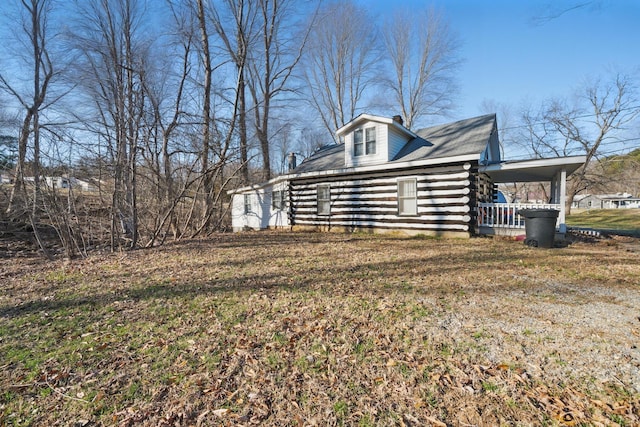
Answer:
xmin=566 ymin=208 xmax=640 ymax=231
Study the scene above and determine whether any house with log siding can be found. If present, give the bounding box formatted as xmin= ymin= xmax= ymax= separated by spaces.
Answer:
xmin=228 ymin=113 xmax=585 ymax=237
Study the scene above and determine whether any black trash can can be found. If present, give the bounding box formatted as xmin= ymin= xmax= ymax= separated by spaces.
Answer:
xmin=518 ymin=209 xmax=559 ymax=248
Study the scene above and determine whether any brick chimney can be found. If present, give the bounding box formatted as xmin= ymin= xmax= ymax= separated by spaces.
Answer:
xmin=287 ymin=152 xmax=297 ymax=172
xmin=392 ymin=115 xmax=404 ymax=126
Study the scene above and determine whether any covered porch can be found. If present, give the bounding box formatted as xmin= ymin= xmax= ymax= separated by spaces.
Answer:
xmin=477 ymin=156 xmax=586 ymax=236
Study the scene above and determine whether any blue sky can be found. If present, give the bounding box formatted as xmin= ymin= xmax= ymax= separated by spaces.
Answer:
xmin=367 ymin=0 xmax=640 ymax=121
xmin=1 ymin=0 xmax=637 ymax=154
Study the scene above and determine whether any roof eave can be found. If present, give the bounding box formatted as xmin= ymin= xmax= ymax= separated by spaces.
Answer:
xmin=288 ymin=153 xmax=480 ymax=181
xmin=228 ymin=153 xmax=482 ymax=194
xmin=479 ymin=155 xmax=587 ymax=183
xmin=226 ymin=175 xmax=290 ymax=195
xmin=336 ymin=114 xmax=417 ymax=139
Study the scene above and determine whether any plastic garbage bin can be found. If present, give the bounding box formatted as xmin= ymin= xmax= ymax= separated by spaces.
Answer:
xmin=518 ymin=209 xmax=559 ymax=248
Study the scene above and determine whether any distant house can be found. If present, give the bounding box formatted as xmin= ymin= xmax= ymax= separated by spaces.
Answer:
xmin=228 ymin=114 xmax=586 ymax=237
xmin=23 ymin=176 xmax=98 ymax=192
xmin=0 ymin=172 xmax=11 ymax=184
xmin=573 ymin=193 xmax=640 ymax=209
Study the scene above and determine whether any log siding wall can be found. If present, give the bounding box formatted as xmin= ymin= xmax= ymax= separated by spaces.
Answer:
xmin=289 ymin=162 xmax=479 ymax=234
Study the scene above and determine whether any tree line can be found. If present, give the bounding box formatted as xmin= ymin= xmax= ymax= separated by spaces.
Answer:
xmin=0 ymin=0 xmax=638 ymax=258
xmin=495 ymin=73 xmax=640 ymax=213
xmin=0 ymin=0 xmax=461 ymax=256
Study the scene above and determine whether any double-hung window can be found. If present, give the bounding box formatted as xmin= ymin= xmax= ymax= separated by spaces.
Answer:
xmin=398 ymin=179 xmax=417 ymax=216
xmin=354 ymin=129 xmax=364 ymax=156
xmin=272 ymin=190 xmax=285 ymax=210
xmin=365 ymin=127 xmax=376 ymax=155
xmin=354 ymin=126 xmax=376 ymax=156
xmin=244 ymin=194 xmax=252 ymax=214
xmin=317 ymin=185 xmax=331 ymax=215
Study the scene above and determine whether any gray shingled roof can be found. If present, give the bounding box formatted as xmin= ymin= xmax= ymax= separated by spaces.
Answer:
xmin=292 ymin=114 xmax=496 ymax=174
xmin=292 ymin=143 xmax=344 ymax=174
xmin=392 ymin=114 xmax=496 ymax=162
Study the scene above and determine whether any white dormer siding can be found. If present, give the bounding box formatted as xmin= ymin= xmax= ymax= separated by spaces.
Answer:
xmin=387 ymin=126 xmax=410 ymax=160
xmin=345 ymin=124 xmax=388 ymax=167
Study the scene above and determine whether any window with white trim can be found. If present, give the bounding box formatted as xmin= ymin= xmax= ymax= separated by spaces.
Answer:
xmin=244 ymin=194 xmax=252 ymax=214
xmin=354 ymin=129 xmax=363 ymax=156
xmin=272 ymin=190 xmax=285 ymax=210
xmin=353 ymin=126 xmax=376 ymax=156
xmin=365 ymin=127 xmax=376 ymax=155
xmin=317 ymin=185 xmax=331 ymax=215
xmin=398 ymin=179 xmax=417 ymax=215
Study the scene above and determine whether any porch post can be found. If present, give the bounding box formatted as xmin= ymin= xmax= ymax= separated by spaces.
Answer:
xmin=555 ymin=169 xmax=567 ymax=233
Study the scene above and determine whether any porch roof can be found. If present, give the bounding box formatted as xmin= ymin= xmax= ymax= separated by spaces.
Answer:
xmin=479 ymin=155 xmax=586 ymax=183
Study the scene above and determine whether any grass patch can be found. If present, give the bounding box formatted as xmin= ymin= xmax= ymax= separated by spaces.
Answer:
xmin=0 ymin=231 xmax=638 ymax=426
xmin=567 ymin=208 xmax=640 ymax=231
xmin=481 ymin=381 xmax=500 ymax=393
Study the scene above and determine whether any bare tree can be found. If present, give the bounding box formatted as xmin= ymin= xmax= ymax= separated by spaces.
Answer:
xmin=141 ymin=0 xmax=238 ymax=243
xmin=296 ymin=126 xmax=327 ymax=159
xmin=269 ymin=120 xmax=294 ymax=175
xmin=301 ymin=0 xmax=379 ymax=141
xmin=0 ymin=0 xmax=67 ymax=259
xmin=520 ymin=73 xmax=640 ymax=213
xmin=156 ymin=0 xmax=250 ymax=237
xmin=138 ymin=1 xmax=196 ymax=245
xmin=530 ymin=2 xmax=597 ymax=26
xmin=247 ymin=0 xmax=313 ymax=181
xmin=381 ymin=7 xmax=460 ymax=129
xmin=71 ymin=0 xmax=152 ymax=249
xmin=0 ymin=109 xmax=19 ymax=169
xmin=479 ymin=99 xmax=523 ymax=202
xmin=208 ymin=0 xmax=257 ymax=184
xmin=593 ymin=148 xmax=640 ymax=196
xmin=479 ymin=99 xmax=519 ymax=158
xmin=1 ymin=0 xmax=56 ymax=216
xmin=191 ymin=0 xmax=220 ymax=226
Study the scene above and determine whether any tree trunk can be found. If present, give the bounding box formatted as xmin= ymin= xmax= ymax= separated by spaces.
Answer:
xmin=239 ymin=69 xmax=249 ymax=183
xmin=196 ymin=0 xmax=213 ymax=229
xmin=6 ymin=109 xmax=32 ymax=214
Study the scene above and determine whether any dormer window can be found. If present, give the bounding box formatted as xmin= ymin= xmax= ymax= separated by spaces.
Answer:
xmin=354 ymin=126 xmax=376 ymax=156
xmin=337 ymin=114 xmax=418 ymax=167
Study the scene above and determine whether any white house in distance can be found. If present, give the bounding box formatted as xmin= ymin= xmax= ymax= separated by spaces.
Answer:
xmin=572 ymin=193 xmax=640 ymax=209
xmin=21 ymin=176 xmax=99 ymax=192
xmin=0 ymin=172 xmax=12 ymax=184
xmin=228 ymin=114 xmax=586 ymax=237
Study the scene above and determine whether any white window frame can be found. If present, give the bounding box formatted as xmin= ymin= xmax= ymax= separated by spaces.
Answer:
xmin=244 ymin=194 xmax=252 ymax=214
xmin=353 ymin=129 xmax=363 ymax=156
xmin=317 ymin=184 xmax=331 ymax=215
xmin=365 ymin=126 xmax=376 ymax=155
xmin=272 ymin=189 xmax=285 ymax=210
xmin=398 ymin=178 xmax=418 ymax=216
xmin=353 ymin=126 xmax=376 ymax=157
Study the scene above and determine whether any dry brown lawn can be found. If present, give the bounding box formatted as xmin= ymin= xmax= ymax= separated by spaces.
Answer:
xmin=1 ymin=231 xmax=639 ymax=426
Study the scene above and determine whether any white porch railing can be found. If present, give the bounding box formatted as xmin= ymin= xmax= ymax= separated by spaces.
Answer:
xmin=477 ymin=202 xmax=561 ymax=229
